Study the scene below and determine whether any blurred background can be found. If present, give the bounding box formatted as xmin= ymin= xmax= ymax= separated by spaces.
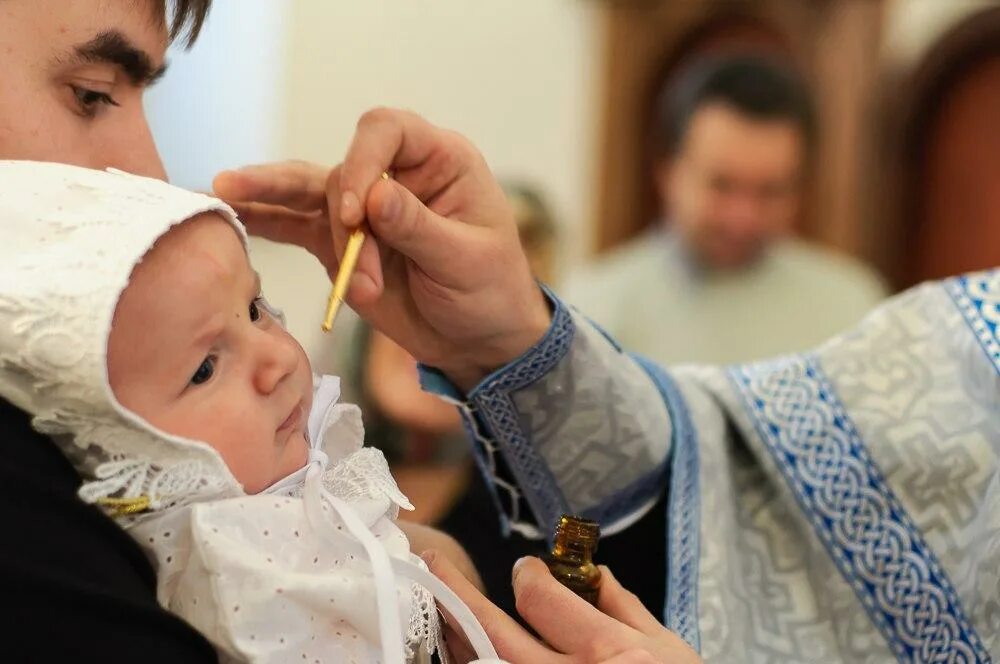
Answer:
xmin=147 ymin=0 xmax=1000 ymax=612
xmin=148 ymin=0 xmax=1000 ymax=341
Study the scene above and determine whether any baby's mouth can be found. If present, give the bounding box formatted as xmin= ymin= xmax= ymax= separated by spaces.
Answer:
xmin=277 ymin=400 xmax=303 ymax=433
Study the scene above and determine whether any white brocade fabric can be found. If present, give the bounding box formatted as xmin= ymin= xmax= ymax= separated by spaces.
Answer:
xmin=0 ymin=162 xmax=501 ymax=664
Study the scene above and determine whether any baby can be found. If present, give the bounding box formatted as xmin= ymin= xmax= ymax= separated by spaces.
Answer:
xmin=0 ymin=161 xmax=498 ymax=664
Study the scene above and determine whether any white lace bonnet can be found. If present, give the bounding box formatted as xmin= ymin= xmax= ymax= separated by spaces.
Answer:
xmin=0 ymin=161 xmax=506 ymax=664
xmin=0 ymin=160 xmax=246 ymax=514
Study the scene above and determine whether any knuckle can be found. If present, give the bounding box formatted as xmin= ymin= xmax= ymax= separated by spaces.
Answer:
xmin=443 ymin=129 xmax=477 ymax=160
xmin=621 ymin=588 xmax=642 ymax=606
xmin=585 ymin=636 xmax=613 ymax=662
xmin=357 ymin=106 xmax=394 ymax=129
xmin=513 ymin=578 xmax=545 ymax=618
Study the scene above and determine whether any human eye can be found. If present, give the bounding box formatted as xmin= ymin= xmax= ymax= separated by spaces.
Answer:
xmin=69 ymin=84 xmax=120 ymax=119
xmin=190 ymin=356 xmax=216 ymax=386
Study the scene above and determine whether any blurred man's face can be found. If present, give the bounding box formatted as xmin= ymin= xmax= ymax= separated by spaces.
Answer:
xmin=0 ymin=0 xmax=169 ymax=177
xmin=659 ymin=103 xmax=804 ymax=270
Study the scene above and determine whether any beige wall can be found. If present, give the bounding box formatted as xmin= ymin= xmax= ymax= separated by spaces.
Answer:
xmin=882 ymin=0 xmax=995 ymax=65
xmin=282 ymin=0 xmax=602 ymax=272
xmin=149 ymin=1 xmax=600 ymax=371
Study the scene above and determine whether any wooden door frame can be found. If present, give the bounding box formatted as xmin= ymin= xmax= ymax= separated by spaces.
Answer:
xmin=866 ymin=6 xmax=1000 ymax=288
xmin=591 ymin=0 xmax=885 ymax=268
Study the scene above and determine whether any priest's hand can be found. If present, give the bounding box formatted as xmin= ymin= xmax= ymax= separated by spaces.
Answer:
xmin=425 ymin=552 xmax=703 ymax=664
xmin=213 ymin=108 xmax=550 ymax=392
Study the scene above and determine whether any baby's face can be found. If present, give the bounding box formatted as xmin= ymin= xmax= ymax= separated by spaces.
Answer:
xmin=107 ymin=213 xmax=313 ymax=493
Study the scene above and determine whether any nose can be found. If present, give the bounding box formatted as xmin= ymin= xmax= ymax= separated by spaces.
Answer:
xmin=722 ymin=191 xmax=767 ymax=240
xmin=98 ymin=103 xmax=167 ymax=179
xmin=253 ymin=332 xmax=300 ymax=396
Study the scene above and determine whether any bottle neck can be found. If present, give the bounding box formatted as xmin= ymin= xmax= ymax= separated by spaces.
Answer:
xmin=551 ymin=538 xmax=595 ymax=562
xmin=551 ymin=516 xmax=599 ymax=563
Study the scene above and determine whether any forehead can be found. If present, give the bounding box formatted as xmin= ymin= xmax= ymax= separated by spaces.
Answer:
xmin=2 ymin=0 xmax=168 ymax=60
xmin=116 ymin=213 xmax=249 ymax=332
xmin=133 ymin=213 xmax=248 ymax=294
xmin=683 ymin=103 xmax=803 ymax=171
xmin=109 ymin=213 xmax=248 ymax=379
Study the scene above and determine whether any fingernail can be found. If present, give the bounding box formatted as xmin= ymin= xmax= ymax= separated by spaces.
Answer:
xmin=512 ymin=556 xmax=531 ymax=585
xmin=420 ymin=550 xmax=437 ymax=566
xmin=211 ymin=171 xmax=236 ymax=190
xmin=340 ymin=190 xmax=360 ymax=222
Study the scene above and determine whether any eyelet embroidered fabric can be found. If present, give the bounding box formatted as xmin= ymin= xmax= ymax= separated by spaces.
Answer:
xmin=0 ymin=162 xmax=502 ymax=664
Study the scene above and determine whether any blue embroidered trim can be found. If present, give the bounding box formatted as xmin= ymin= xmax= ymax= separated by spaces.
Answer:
xmin=945 ymin=272 xmax=1000 ymax=378
xmin=632 ymin=355 xmax=701 ymax=652
xmin=457 ymin=411 xmax=515 ymax=532
xmin=730 ymin=356 xmax=990 ymax=663
xmin=466 ymin=290 xmax=576 ymax=531
xmin=416 ymin=364 xmax=464 ymax=403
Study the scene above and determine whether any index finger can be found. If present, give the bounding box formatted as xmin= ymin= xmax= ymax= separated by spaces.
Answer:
xmin=213 ymin=160 xmax=329 ymax=212
xmin=422 ymin=551 xmax=560 ymax=664
xmin=338 ymin=108 xmax=441 ymax=226
xmin=512 ymin=557 xmax=637 ymax=657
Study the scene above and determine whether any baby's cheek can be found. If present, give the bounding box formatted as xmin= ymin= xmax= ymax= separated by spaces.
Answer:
xmin=289 ymin=431 xmax=310 ymax=468
xmin=172 ymin=410 xmax=267 ymax=489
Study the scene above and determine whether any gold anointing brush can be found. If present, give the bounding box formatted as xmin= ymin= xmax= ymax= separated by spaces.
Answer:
xmin=321 ymin=172 xmax=389 ymax=332
xmin=321 ymin=229 xmax=365 ymax=332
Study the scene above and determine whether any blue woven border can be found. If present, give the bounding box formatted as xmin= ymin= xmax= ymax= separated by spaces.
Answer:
xmin=632 ymin=355 xmax=701 ymax=652
xmin=466 ymin=292 xmax=576 ymax=531
xmin=945 ymin=273 xmax=1000 ymax=379
xmin=729 ymin=356 xmax=989 ymax=663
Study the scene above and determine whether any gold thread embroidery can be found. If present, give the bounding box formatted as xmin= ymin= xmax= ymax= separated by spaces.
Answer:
xmin=96 ymin=495 xmax=152 ymax=517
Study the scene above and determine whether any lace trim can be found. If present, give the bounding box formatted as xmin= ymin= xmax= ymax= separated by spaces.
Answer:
xmin=406 ymin=581 xmax=442 ymax=658
xmin=77 ymin=455 xmax=233 ymax=512
xmin=323 ymin=447 xmax=414 ymax=513
xmin=36 ymin=413 xmax=237 ymax=519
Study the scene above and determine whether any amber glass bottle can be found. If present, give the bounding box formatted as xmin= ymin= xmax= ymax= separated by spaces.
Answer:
xmin=543 ymin=514 xmax=602 ymax=605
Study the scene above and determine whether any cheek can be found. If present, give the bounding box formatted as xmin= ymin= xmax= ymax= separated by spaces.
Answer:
xmin=0 ymin=91 xmax=62 ymax=160
xmin=286 ymin=334 xmax=315 ymax=405
xmin=149 ymin=397 xmax=272 ymax=486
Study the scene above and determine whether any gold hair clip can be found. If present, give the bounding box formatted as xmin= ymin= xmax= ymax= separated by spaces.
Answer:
xmin=96 ymin=495 xmax=152 ymax=517
xmin=322 ymin=171 xmax=389 ymax=332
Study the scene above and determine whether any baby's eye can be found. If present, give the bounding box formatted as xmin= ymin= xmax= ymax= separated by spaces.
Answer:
xmin=249 ymin=297 xmax=262 ymax=323
xmin=191 ymin=357 xmax=215 ymax=385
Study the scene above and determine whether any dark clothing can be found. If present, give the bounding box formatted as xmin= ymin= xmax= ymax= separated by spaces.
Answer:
xmin=438 ymin=464 xmax=668 ymax=624
xmin=0 ymin=399 xmax=217 ymax=663
xmin=1 ymin=392 xmax=668 ymax=661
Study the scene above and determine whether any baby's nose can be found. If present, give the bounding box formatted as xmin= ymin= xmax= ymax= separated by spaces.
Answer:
xmin=253 ymin=335 xmax=299 ymax=394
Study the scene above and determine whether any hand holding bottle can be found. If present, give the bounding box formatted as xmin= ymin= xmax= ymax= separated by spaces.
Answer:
xmin=425 ymin=552 xmax=703 ymax=664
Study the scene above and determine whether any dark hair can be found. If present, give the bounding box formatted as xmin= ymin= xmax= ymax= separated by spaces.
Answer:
xmin=164 ymin=0 xmax=213 ymax=47
xmin=656 ymin=55 xmax=815 ymax=157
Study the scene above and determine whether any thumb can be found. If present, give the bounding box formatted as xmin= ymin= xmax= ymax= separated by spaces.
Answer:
xmin=365 ymin=178 xmax=479 ymax=278
xmin=596 ymin=566 xmax=666 ymax=636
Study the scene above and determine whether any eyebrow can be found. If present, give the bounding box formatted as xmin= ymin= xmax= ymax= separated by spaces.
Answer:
xmin=72 ymin=30 xmax=168 ymax=86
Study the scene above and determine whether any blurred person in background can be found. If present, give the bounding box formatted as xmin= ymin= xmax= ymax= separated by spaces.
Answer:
xmin=566 ymin=56 xmax=887 ymax=366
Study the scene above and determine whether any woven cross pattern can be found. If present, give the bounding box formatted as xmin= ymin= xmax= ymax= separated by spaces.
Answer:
xmin=730 ymin=357 xmax=989 ymax=663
